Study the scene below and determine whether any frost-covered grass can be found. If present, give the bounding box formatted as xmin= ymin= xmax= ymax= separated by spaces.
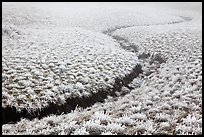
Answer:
xmin=2 ymin=3 xmax=141 ymax=110
xmin=2 ymin=2 xmax=185 ymax=111
xmin=2 ymin=2 xmax=202 ymax=135
xmin=2 ymin=26 xmax=139 ymax=109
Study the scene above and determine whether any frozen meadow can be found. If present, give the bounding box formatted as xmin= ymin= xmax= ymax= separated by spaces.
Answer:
xmin=2 ymin=2 xmax=202 ymax=135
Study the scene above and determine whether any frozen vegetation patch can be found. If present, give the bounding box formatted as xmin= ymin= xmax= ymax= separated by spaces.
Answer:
xmin=2 ymin=26 xmax=139 ymax=110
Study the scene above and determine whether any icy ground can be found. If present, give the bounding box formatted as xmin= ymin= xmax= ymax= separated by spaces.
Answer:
xmin=2 ymin=2 xmax=202 ymax=135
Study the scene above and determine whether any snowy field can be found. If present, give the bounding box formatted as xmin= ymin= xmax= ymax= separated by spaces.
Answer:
xmin=2 ymin=2 xmax=202 ymax=135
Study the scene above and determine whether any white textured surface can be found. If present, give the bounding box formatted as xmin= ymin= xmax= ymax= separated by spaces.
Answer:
xmin=2 ymin=2 xmax=202 ymax=135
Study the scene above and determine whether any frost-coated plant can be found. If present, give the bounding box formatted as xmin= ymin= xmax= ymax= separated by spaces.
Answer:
xmin=71 ymin=127 xmax=89 ymax=135
xmin=92 ymin=111 xmax=112 ymax=122
xmin=106 ymin=122 xmax=126 ymax=134
xmin=155 ymin=113 xmax=170 ymax=122
xmin=115 ymin=114 xmax=134 ymax=125
xmin=130 ymin=113 xmax=147 ymax=121
xmin=82 ymin=119 xmax=104 ymax=132
xmin=101 ymin=131 xmax=117 ymax=135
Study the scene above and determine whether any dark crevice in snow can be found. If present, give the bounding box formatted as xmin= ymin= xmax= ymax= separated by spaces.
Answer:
xmin=112 ymin=35 xmax=138 ymax=53
xmin=150 ymin=53 xmax=167 ymax=65
xmin=2 ymin=64 xmax=143 ymax=125
xmin=102 ymin=25 xmax=133 ymax=35
xmin=179 ymin=16 xmax=192 ymax=22
xmin=139 ymin=52 xmax=168 ymax=77
xmin=102 ymin=16 xmax=192 ymax=54
xmin=138 ymin=52 xmax=151 ymax=59
xmin=2 ymin=26 xmax=21 ymax=38
xmin=103 ymin=26 xmax=138 ymax=53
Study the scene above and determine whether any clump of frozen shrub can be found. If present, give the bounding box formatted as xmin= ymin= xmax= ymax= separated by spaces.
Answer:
xmin=101 ymin=131 xmax=117 ymax=135
xmin=71 ymin=127 xmax=89 ymax=135
xmin=115 ymin=114 xmax=134 ymax=125
xmin=130 ymin=113 xmax=147 ymax=121
xmin=175 ymin=113 xmax=202 ymax=135
xmin=92 ymin=111 xmax=112 ymax=122
xmin=105 ymin=122 xmax=126 ymax=134
xmin=82 ymin=119 xmax=104 ymax=134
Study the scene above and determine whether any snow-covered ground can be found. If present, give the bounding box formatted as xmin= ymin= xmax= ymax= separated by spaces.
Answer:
xmin=2 ymin=2 xmax=202 ymax=135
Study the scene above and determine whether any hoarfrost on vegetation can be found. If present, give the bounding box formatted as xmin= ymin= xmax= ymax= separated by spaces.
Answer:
xmin=2 ymin=2 xmax=202 ymax=135
xmin=2 ymin=14 xmax=139 ymax=109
